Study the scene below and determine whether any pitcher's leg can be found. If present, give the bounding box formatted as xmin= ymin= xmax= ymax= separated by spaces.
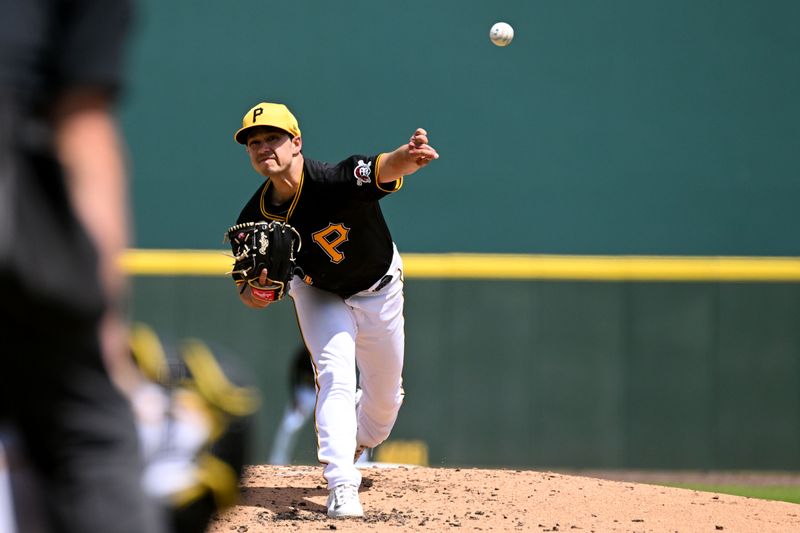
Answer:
xmin=351 ymin=278 xmax=405 ymax=449
xmin=290 ymin=281 xmax=361 ymax=489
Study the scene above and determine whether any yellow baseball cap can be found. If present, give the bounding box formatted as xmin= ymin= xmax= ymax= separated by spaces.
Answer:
xmin=234 ymin=102 xmax=301 ymax=144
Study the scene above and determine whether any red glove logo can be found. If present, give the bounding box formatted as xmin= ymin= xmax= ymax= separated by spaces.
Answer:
xmin=251 ymin=287 xmax=276 ymax=302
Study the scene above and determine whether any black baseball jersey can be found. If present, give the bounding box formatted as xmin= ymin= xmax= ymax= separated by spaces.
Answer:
xmin=1 ymin=0 xmax=133 ymax=318
xmin=236 ymin=154 xmax=402 ymax=299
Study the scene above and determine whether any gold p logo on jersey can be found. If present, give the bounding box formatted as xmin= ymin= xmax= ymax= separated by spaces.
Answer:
xmin=312 ymin=223 xmax=350 ymax=263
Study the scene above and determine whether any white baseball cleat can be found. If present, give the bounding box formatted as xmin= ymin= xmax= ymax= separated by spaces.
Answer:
xmin=326 ymin=483 xmax=363 ymax=518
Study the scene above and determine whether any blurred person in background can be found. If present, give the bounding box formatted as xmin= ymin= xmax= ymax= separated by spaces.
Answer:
xmin=269 ymin=345 xmax=318 ymax=465
xmin=129 ymin=323 xmax=260 ymax=533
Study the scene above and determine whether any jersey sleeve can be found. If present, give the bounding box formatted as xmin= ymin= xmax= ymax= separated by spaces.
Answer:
xmin=324 ymin=154 xmax=403 ymax=201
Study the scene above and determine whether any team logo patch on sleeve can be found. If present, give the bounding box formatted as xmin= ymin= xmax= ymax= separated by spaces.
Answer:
xmin=354 ymin=159 xmax=372 ymax=186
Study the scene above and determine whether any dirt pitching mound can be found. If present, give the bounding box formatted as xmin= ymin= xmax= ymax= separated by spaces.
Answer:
xmin=208 ymin=465 xmax=800 ymax=532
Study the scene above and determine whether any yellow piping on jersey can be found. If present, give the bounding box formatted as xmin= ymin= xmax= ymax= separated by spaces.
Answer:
xmin=259 ymin=170 xmax=304 ymax=221
xmin=291 ymin=303 xmax=327 ymax=472
xmin=375 ymin=153 xmax=403 ymax=193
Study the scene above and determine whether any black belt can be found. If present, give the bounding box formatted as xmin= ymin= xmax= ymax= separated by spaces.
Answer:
xmin=372 ymin=274 xmax=393 ymax=292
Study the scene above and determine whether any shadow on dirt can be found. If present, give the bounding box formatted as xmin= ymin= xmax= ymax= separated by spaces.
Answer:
xmin=234 ymin=475 xmax=376 ymax=523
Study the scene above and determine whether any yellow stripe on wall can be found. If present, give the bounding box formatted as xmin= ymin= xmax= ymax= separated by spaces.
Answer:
xmin=120 ymin=249 xmax=800 ymax=282
xmin=405 ymin=254 xmax=800 ymax=281
xmin=120 ymin=250 xmax=232 ymax=276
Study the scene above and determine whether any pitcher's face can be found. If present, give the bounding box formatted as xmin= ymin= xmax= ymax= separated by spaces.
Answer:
xmin=246 ymin=127 xmax=301 ymax=176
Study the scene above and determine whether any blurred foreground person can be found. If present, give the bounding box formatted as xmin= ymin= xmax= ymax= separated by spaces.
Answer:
xmin=0 ymin=0 xmax=164 ymax=531
xmin=0 ymin=0 xmax=258 ymax=531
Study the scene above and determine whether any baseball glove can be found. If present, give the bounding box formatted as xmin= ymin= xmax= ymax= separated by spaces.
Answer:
xmin=224 ymin=221 xmax=302 ymax=302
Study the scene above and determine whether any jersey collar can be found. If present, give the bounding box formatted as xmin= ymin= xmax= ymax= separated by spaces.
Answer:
xmin=259 ymin=169 xmax=304 ymax=221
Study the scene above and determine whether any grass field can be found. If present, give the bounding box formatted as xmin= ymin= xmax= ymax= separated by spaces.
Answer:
xmin=570 ymin=471 xmax=800 ymax=506
xmin=665 ymin=483 xmax=800 ymax=505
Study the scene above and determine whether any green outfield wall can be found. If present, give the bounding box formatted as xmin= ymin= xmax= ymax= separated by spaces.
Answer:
xmin=127 ymin=254 xmax=800 ymax=469
xmin=121 ymin=0 xmax=800 ymax=256
xmin=120 ymin=0 xmax=800 ymax=468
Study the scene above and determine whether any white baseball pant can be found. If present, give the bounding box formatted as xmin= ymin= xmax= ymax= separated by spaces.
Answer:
xmin=289 ymin=245 xmax=405 ymax=489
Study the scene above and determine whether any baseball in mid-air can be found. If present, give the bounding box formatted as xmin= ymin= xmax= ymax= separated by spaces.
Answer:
xmin=489 ymin=22 xmax=514 ymax=47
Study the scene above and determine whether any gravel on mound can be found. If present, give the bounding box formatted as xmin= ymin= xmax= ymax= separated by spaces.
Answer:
xmin=208 ymin=464 xmax=800 ymax=532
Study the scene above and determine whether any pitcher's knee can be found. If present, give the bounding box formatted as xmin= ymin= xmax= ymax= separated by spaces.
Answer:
xmin=367 ymin=388 xmax=403 ymax=415
xmin=356 ymin=391 xmax=404 ymax=447
xmin=316 ymin=370 xmax=356 ymax=397
xmin=358 ymin=420 xmax=394 ymax=448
